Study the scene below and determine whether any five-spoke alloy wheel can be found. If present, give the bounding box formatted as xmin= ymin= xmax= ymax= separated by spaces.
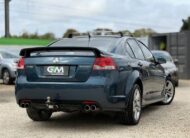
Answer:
xmin=120 ymin=84 xmax=142 ymax=125
xmin=162 ymin=79 xmax=175 ymax=105
xmin=133 ymin=88 xmax=141 ymax=121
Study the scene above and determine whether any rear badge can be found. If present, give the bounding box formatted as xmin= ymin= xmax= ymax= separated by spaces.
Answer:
xmin=53 ymin=57 xmax=60 ymax=63
xmin=47 ymin=66 xmax=65 ymax=75
xmin=44 ymin=66 xmax=69 ymax=76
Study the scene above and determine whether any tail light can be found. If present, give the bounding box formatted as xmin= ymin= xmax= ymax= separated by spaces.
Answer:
xmin=17 ymin=57 xmax=25 ymax=69
xmin=93 ymin=57 xmax=116 ymax=70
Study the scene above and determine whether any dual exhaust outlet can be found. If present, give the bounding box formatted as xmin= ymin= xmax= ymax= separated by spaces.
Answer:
xmin=84 ymin=105 xmax=97 ymax=112
xmin=20 ymin=103 xmax=30 ymax=108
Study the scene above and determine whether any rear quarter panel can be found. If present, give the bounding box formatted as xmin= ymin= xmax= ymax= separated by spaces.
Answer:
xmin=112 ymin=55 xmax=142 ymax=102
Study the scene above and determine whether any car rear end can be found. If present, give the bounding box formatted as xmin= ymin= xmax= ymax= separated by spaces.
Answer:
xmin=15 ymin=47 xmax=126 ymax=112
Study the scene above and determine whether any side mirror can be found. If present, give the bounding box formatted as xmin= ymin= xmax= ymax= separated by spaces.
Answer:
xmin=155 ymin=57 xmax=166 ymax=64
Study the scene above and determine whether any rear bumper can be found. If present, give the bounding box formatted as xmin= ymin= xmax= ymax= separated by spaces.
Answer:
xmin=15 ymin=76 xmax=126 ymax=111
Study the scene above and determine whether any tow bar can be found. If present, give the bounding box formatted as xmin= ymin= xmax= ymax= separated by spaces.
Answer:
xmin=46 ymin=96 xmax=58 ymax=109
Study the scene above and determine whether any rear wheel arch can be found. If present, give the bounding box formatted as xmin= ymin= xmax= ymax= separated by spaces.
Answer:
xmin=166 ymin=74 xmax=176 ymax=86
xmin=120 ymin=83 xmax=142 ymax=125
xmin=125 ymin=71 xmax=143 ymax=99
xmin=1 ymin=67 xmax=8 ymax=78
xmin=120 ymin=78 xmax=143 ymax=125
xmin=2 ymin=67 xmax=9 ymax=74
xmin=135 ymin=79 xmax=143 ymax=98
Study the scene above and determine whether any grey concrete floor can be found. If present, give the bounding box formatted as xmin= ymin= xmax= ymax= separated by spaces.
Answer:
xmin=0 ymin=80 xmax=190 ymax=138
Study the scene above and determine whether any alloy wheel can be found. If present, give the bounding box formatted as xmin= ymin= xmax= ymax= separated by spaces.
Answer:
xmin=163 ymin=80 xmax=174 ymax=104
xmin=3 ymin=71 xmax=10 ymax=84
xmin=133 ymin=88 xmax=141 ymax=121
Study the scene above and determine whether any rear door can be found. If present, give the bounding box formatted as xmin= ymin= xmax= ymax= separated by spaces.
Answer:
xmin=126 ymin=39 xmax=152 ymax=99
xmin=138 ymin=41 xmax=165 ymax=99
xmin=22 ymin=48 xmax=98 ymax=82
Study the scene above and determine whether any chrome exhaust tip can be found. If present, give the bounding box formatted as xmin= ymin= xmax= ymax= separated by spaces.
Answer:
xmin=84 ymin=105 xmax=91 ymax=112
xmin=20 ymin=103 xmax=30 ymax=108
xmin=25 ymin=103 xmax=29 ymax=108
xmin=20 ymin=103 xmax=25 ymax=108
xmin=91 ymin=105 xmax=97 ymax=111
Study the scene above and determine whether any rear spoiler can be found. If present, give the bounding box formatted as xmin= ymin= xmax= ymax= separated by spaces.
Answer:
xmin=20 ymin=47 xmax=102 ymax=57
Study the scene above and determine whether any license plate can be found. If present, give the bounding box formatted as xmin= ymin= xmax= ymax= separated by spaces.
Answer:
xmin=44 ymin=66 xmax=69 ymax=76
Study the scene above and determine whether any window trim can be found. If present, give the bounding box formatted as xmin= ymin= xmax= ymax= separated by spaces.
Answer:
xmin=126 ymin=38 xmax=145 ymax=61
xmin=124 ymin=42 xmax=135 ymax=58
xmin=137 ymin=40 xmax=155 ymax=62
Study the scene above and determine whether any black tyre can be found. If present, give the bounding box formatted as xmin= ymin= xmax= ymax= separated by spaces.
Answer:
xmin=26 ymin=107 xmax=52 ymax=121
xmin=119 ymin=84 xmax=142 ymax=125
xmin=2 ymin=69 xmax=13 ymax=85
xmin=161 ymin=78 xmax=175 ymax=105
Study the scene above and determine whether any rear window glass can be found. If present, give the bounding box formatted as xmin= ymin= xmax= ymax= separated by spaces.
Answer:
xmin=49 ymin=37 xmax=119 ymax=52
xmin=50 ymin=38 xmax=88 ymax=47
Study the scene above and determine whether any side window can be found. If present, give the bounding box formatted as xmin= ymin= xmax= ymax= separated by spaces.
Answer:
xmin=125 ymin=43 xmax=135 ymax=58
xmin=138 ymin=41 xmax=154 ymax=62
xmin=127 ymin=39 xmax=144 ymax=60
xmin=115 ymin=45 xmax=126 ymax=55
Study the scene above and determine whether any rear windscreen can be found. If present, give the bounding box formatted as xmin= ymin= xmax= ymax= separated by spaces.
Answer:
xmin=49 ymin=37 xmax=120 ymax=52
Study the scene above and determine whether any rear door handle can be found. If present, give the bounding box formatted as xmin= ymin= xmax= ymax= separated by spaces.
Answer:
xmin=138 ymin=62 xmax=143 ymax=67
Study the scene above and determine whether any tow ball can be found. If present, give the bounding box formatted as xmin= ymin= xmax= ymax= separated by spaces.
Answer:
xmin=46 ymin=96 xmax=58 ymax=109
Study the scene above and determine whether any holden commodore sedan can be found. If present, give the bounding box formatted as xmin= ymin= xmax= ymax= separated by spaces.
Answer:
xmin=15 ymin=36 xmax=175 ymax=125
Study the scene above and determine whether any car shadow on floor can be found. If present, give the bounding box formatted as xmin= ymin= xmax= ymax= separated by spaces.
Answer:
xmin=39 ymin=112 xmax=118 ymax=130
xmin=33 ymin=105 xmax=163 ymax=130
xmin=141 ymin=104 xmax=162 ymax=117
